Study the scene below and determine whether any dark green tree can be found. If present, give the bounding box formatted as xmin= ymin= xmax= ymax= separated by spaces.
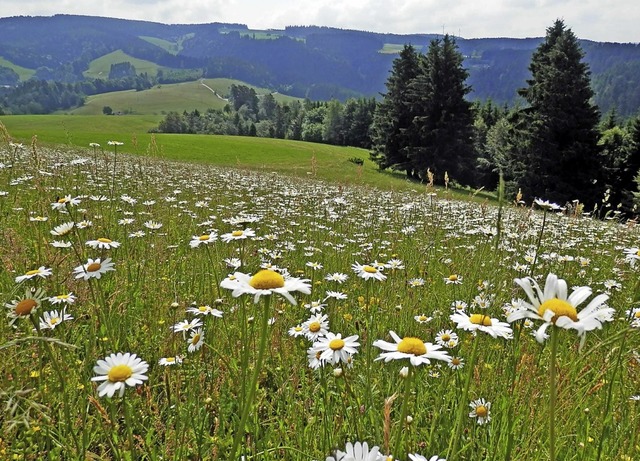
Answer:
xmin=406 ymin=35 xmax=475 ymax=185
xmin=369 ymin=44 xmax=421 ymax=177
xmin=515 ymin=20 xmax=603 ymax=207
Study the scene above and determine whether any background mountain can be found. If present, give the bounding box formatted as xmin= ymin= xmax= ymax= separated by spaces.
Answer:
xmin=1 ymin=14 xmax=639 ymax=116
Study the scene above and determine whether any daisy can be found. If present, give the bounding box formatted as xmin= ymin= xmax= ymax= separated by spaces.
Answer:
xmin=444 ymin=274 xmax=462 ymax=285
xmin=306 ymin=261 xmax=323 ymax=270
xmin=39 ymin=308 xmax=73 ymax=330
xmin=409 ymin=455 xmax=446 ymax=461
xmin=186 ymin=305 xmax=223 ymax=317
xmin=190 ymin=233 xmax=218 ymax=248
xmin=450 ymin=312 xmax=513 ymax=339
xmin=288 ymin=324 xmax=305 ymax=337
xmin=304 ymin=300 xmax=328 ymax=313
xmin=373 ymin=330 xmax=450 ymax=366
xmin=220 ymin=269 xmax=311 ymax=305
xmin=307 ymin=347 xmax=324 ymax=369
xmin=50 ymin=221 xmax=75 ymax=237
xmin=386 ymin=259 xmax=405 ymax=270
xmin=302 ymin=313 xmax=330 ymax=341
xmin=29 ymin=215 xmax=48 ymax=222
xmin=187 ymin=328 xmax=205 ymax=352
xmin=414 ymin=314 xmax=432 ymax=324
xmin=49 ymin=292 xmax=76 ymax=305
xmin=469 ymin=398 xmax=492 ymax=425
xmin=220 ymin=228 xmax=256 ymax=243
xmin=73 ymin=258 xmax=115 ymax=280
xmin=172 ymin=318 xmax=203 ymax=333
xmin=534 ymin=198 xmax=563 ymax=211
xmin=325 ymin=272 xmax=349 ymax=283
xmin=313 ymin=332 xmax=360 ymax=366
xmin=435 ymin=329 xmax=459 ymax=348
xmin=144 ymin=220 xmax=163 ymax=230
xmin=448 ymin=356 xmax=464 ymax=370
xmin=224 ymin=257 xmax=242 ymax=269
xmin=352 ymin=262 xmax=386 ymax=281
xmin=408 ymin=278 xmax=425 ymax=288
xmin=91 ymin=352 xmax=148 ymax=398
xmin=51 ymin=195 xmax=81 ymax=211
xmin=623 ymin=247 xmax=640 ymax=267
xmin=86 ymin=238 xmax=121 ymax=250
xmin=15 ymin=266 xmax=52 ymax=283
xmin=507 ymin=273 xmax=614 ymax=346
xmin=5 ymin=288 xmax=47 ymax=323
xmin=158 ymin=356 xmax=183 ymax=366
xmin=50 ymin=240 xmax=72 ymax=248
xmin=324 ymin=291 xmax=347 ymax=301
xmin=326 ymin=441 xmax=381 ymax=461
xmin=450 ymin=300 xmax=467 ymax=313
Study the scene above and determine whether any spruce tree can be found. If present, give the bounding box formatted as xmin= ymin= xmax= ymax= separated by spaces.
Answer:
xmin=369 ymin=45 xmax=421 ymax=177
xmin=516 ymin=20 xmax=603 ymax=207
xmin=406 ymin=35 xmax=475 ymax=185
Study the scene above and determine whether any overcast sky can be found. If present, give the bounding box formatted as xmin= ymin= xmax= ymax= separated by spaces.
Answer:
xmin=1 ymin=0 xmax=638 ymax=43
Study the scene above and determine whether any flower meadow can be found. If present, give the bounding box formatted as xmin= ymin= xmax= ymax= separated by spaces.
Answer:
xmin=1 ymin=137 xmax=639 ymax=461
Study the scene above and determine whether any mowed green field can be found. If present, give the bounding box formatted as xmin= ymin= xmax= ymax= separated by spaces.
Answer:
xmin=65 ymin=78 xmax=302 ymax=116
xmin=0 ymin=114 xmax=422 ymax=191
xmin=83 ymin=50 xmax=163 ymax=79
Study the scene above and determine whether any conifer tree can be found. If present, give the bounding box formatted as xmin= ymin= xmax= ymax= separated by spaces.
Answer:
xmin=369 ymin=45 xmax=421 ymax=177
xmin=515 ymin=20 xmax=603 ymax=207
xmin=406 ymin=35 xmax=475 ymax=185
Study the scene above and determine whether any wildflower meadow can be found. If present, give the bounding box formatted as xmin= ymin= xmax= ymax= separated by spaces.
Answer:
xmin=0 ymin=133 xmax=639 ymax=460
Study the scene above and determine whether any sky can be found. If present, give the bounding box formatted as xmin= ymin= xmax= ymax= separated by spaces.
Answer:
xmin=1 ymin=0 xmax=639 ymax=43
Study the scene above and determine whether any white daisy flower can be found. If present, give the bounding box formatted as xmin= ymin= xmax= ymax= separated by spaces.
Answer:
xmin=508 ymin=273 xmax=614 ymax=346
xmin=325 ymin=272 xmax=349 ymax=283
xmin=73 ymin=258 xmax=115 ymax=280
xmin=49 ymin=292 xmax=76 ymax=305
xmin=39 ymin=308 xmax=73 ymax=330
xmin=302 ymin=313 xmax=330 ymax=341
xmin=15 ymin=266 xmax=52 ymax=283
xmin=623 ymin=247 xmax=640 ymax=267
xmin=408 ymin=455 xmax=446 ymax=461
xmin=220 ymin=228 xmax=256 ymax=243
xmin=220 ymin=269 xmax=311 ymax=305
xmin=189 ymin=233 xmax=218 ymax=248
xmin=187 ymin=328 xmax=205 ymax=352
xmin=469 ymin=398 xmax=492 ymax=425
xmin=312 ymin=332 xmax=360 ymax=366
xmin=158 ymin=356 xmax=183 ymax=366
xmin=186 ymin=305 xmax=223 ymax=317
xmin=326 ymin=441 xmax=381 ymax=461
xmin=450 ymin=312 xmax=513 ymax=339
xmin=352 ymin=262 xmax=386 ymax=281
xmin=86 ymin=238 xmax=121 ymax=250
xmin=91 ymin=352 xmax=148 ymax=398
xmin=172 ymin=318 xmax=203 ymax=333
xmin=373 ymin=330 xmax=450 ymax=366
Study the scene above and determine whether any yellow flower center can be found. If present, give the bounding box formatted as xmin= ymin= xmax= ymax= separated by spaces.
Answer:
xmin=636 ymin=250 xmax=640 ymax=257
xmin=97 ymin=238 xmax=112 ymax=243
xmin=469 ymin=314 xmax=492 ymax=326
xmin=363 ymin=265 xmax=378 ymax=273
xmin=56 ymin=294 xmax=70 ymax=300
xmin=87 ymin=262 xmax=102 ymax=272
xmin=199 ymin=234 xmax=210 ymax=241
xmin=249 ymin=270 xmax=285 ymax=290
xmin=57 ymin=197 xmax=67 ymax=203
xmin=634 ymin=311 xmax=640 ymax=319
xmin=294 ymin=326 xmax=303 ymax=332
xmin=448 ymin=274 xmax=458 ymax=281
xmin=25 ymin=269 xmax=41 ymax=276
xmin=15 ymin=299 xmax=37 ymax=316
xmin=50 ymin=317 xmax=60 ymax=325
xmin=329 ymin=338 xmax=345 ymax=350
xmin=475 ymin=405 xmax=488 ymax=418
xmin=165 ymin=357 xmax=176 ymax=363
xmin=192 ymin=333 xmax=201 ymax=344
xmin=538 ymin=298 xmax=578 ymax=323
xmin=107 ymin=364 xmax=133 ymax=383
xmin=308 ymin=321 xmax=321 ymax=333
xmin=397 ymin=337 xmax=427 ymax=355
xmin=441 ymin=333 xmax=451 ymax=342
xmin=418 ymin=315 xmax=428 ymax=322
xmin=451 ymin=357 xmax=462 ymax=366
xmin=198 ymin=306 xmax=208 ymax=312
xmin=232 ymin=230 xmax=244 ymax=237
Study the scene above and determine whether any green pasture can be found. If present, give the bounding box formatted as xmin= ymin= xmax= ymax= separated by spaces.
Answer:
xmin=0 ymin=114 xmax=427 ymax=192
xmin=139 ymin=36 xmax=181 ymax=55
xmin=379 ymin=44 xmax=405 ymax=54
xmin=83 ymin=50 xmax=163 ymax=79
xmin=64 ymin=78 xmax=301 ymax=116
xmin=0 ymin=56 xmax=36 ymax=81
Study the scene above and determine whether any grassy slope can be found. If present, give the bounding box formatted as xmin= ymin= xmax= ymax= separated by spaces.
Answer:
xmin=0 ymin=114 xmax=422 ymax=191
xmin=138 ymin=36 xmax=181 ymax=55
xmin=83 ymin=50 xmax=163 ymax=79
xmin=0 ymin=56 xmax=36 ymax=81
xmin=66 ymin=78 xmax=301 ymax=116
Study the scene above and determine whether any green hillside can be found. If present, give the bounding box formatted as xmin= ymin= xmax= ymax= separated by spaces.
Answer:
xmin=0 ymin=114 xmax=419 ymax=191
xmin=0 ymin=56 xmax=36 ymax=81
xmin=66 ymin=78 xmax=302 ymax=116
xmin=83 ymin=50 xmax=163 ymax=79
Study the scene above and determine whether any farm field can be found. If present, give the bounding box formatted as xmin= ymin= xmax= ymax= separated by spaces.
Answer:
xmin=0 ymin=126 xmax=639 ymax=460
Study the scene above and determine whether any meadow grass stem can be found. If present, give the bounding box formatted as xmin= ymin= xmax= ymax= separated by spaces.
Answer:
xmin=549 ymin=325 xmax=559 ymax=461
xmin=394 ymin=365 xmax=413 ymax=458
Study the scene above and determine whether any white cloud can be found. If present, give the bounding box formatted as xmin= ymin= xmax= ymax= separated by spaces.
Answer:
xmin=0 ymin=0 xmax=638 ymax=42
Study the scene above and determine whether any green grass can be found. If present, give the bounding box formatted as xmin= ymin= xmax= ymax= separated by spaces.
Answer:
xmin=0 ymin=139 xmax=638 ymax=460
xmin=83 ymin=50 xmax=163 ymax=79
xmin=139 ymin=36 xmax=182 ymax=55
xmin=379 ymin=44 xmax=405 ymax=54
xmin=0 ymin=56 xmax=36 ymax=81
xmin=62 ymin=78 xmax=300 ymax=116
xmin=0 ymin=114 xmax=425 ymax=192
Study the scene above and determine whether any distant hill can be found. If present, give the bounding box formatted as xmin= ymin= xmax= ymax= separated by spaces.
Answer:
xmin=1 ymin=14 xmax=640 ymax=115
